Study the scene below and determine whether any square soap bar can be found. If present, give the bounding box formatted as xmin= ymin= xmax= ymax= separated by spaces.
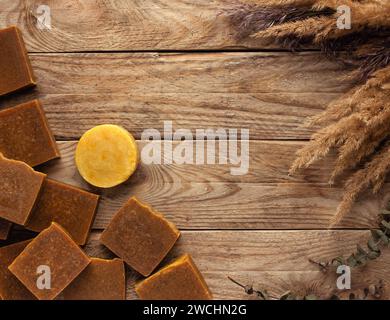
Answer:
xmin=0 ymin=153 xmax=46 ymax=225
xmin=26 ymin=179 xmax=99 ymax=245
xmin=101 ymin=197 xmax=180 ymax=276
xmin=0 ymin=100 xmax=60 ymax=167
xmin=62 ymin=258 xmax=125 ymax=300
xmin=0 ymin=26 xmax=36 ymax=96
xmin=9 ymin=223 xmax=90 ymax=300
xmin=0 ymin=240 xmax=36 ymax=300
xmin=0 ymin=218 xmax=12 ymax=240
xmin=135 ymin=254 xmax=212 ymax=300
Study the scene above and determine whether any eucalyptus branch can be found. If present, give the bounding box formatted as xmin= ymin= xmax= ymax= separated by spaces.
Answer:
xmin=310 ymin=202 xmax=390 ymax=271
xmin=227 ymin=277 xmax=279 ymax=300
xmin=229 ymin=201 xmax=390 ymax=300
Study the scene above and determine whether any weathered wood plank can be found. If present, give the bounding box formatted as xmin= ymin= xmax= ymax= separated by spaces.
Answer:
xmin=73 ymin=182 xmax=390 ymax=230
xmin=4 ymin=229 xmax=386 ymax=299
xmin=1 ymin=0 xmax=292 ymax=52
xmin=81 ymin=230 xmax=390 ymax=299
xmin=36 ymin=141 xmax=389 ymax=230
xmin=41 ymin=141 xmax=373 ymax=185
xmin=0 ymin=52 xmax=352 ymax=140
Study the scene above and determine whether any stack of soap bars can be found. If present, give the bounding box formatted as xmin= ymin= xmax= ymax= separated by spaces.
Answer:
xmin=0 ymin=26 xmax=212 ymax=300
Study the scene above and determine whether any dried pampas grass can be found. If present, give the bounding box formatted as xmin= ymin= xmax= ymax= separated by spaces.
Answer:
xmin=253 ymin=1 xmax=390 ymax=42
xmin=334 ymin=141 xmax=390 ymax=225
xmin=225 ymin=0 xmax=390 ymax=225
xmin=292 ymin=66 xmax=390 ymax=225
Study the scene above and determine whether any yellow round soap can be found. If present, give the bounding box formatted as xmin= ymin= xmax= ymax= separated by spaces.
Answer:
xmin=76 ymin=124 xmax=139 ymax=188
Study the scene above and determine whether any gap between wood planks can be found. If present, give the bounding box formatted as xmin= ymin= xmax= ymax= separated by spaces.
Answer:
xmin=26 ymin=49 xmax=323 ymax=54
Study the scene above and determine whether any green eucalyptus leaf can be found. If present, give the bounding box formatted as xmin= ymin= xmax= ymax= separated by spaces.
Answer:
xmin=367 ymin=238 xmax=380 ymax=252
xmin=381 ymin=209 xmax=390 ymax=216
xmin=279 ymin=291 xmax=292 ymax=300
xmin=347 ymin=255 xmax=358 ymax=267
xmin=357 ymin=245 xmax=368 ymax=257
xmin=371 ymin=229 xmax=380 ymax=240
xmin=367 ymin=250 xmax=381 ymax=260
xmin=378 ymin=230 xmax=390 ymax=245
xmin=381 ymin=220 xmax=390 ymax=231
xmin=332 ymin=256 xmax=345 ymax=266
xmin=358 ymin=257 xmax=367 ymax=266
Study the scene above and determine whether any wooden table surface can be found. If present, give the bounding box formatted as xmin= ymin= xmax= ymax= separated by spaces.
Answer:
xmin=1 ymin=0 xmax=389 ymax=299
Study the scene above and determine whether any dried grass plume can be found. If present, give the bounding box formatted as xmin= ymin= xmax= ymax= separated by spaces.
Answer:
xmin=225 ymin=0 xmax=390 ymax=225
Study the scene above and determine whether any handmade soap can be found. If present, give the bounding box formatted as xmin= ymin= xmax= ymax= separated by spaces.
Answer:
xmin=0 ymin=240 xmax=36 ymax=300
xmin=76 ymin=124 xmax=139 ymax=188
xmin=0 ymin=153 xmax=46 ymax=225
xmin=9 ymin=223 xmax=90 ymax=300
xmin=0 ymin=218 xmax=12 ymax=240
xmin=0 ymin=100 xmax=60 ymax=167
xmin=62 ymin=258 xmax=125 ymax=300
xmin=0 ymin=26 xmax=36 ymax=96
xmin=26 ymin=179 xmax=99 ymax=245
xmin=101 ymin=197 xmax=180 ymax=276
xmin=136 ymin=254 xmax=212 ymax=300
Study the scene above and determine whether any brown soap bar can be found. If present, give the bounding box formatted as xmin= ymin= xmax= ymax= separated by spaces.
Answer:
xmin=0 ymin=100 xmax=60 ymax=167
xmin=62 ymin=258 xmax=125 ymax=300
xmin=101 ymin=197 xmax=180 ymax=276
xmin=26 ymin=179 xmax=99 ymax=245
xmin=136 ymin=254 xmax=212 ymax=300
xmin=0 ymin=218 xmax=12 ymax=240
xmin=0 ymin=26 xmax=36 ymax=96
xmin=9 ymin=222 xmax=90 ymax=300
xmin=0 ymin=153 xmax=46 ymax=225
xmin=0 ymin=240 xmax=36 ymax=300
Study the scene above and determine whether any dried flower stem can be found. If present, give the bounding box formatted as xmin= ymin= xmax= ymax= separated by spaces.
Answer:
xmin=225 ymin=0 xmax=390 ymax=223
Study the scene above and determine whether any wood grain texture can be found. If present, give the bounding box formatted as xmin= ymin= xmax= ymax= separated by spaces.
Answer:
xmin=0 ymin=52 xmax=353 ymax=140
xmin=81 ymin=230 xmax=390 ymax=299
xmin=36 ymin=141 xmax=390 ymax=230
xmin=1 ymin=0 xmax=388 ymax=301
xmin=3 ymin=230 xmax=389 ymax=299
xmin=1 ymin=0 xmax=289 ymax=52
